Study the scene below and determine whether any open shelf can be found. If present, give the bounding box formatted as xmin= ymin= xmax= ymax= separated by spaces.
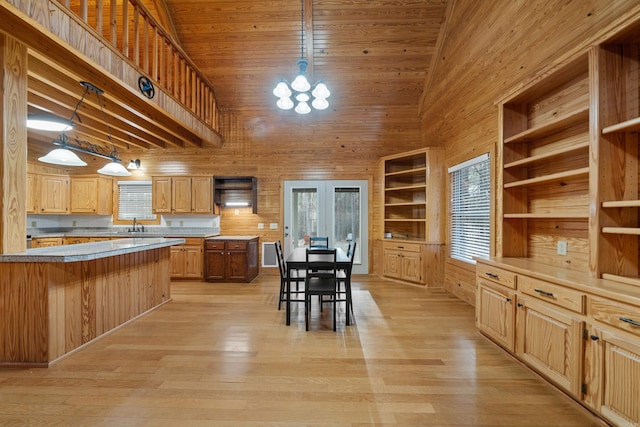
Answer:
xmin=601 ymin=273 xmax=640 ymax=288
xmin=602 ymin=116 xmax=640 ymax=134
xmin=385 ymin=184 xmax=426 ymax=192
xmin=504 ymin=141 xmax=589 ymax=169
xmin=503 ymin=106 xmax=589 ymax=144
xmin=504 ymin=212 xmax=589 ymax=219
xmin=385 ymin=166 xmax=426 ymax=177
xmin=504 ymin=167 xmax=589 ymax=188
xmin=602 ymin=227 xmax=640 ymax=235
xmin=602 ymin=200 xmax=640 ymax=208
xmin=385 ymin=202 xmax=426 ymax=207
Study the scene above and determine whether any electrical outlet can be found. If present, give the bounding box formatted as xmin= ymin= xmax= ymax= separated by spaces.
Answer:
xmin=31 ymin=221 xmax=36 ymax=227
xmin=166 ymin=220 xmax=172 ymax=226
xmin=270 ymin=223 xmax=278 ymax=230
xmin=72 ymin=220 xmax=77 ymax=227
xmin=557 ymin=241 xmax=568 ymax=256
xmin=258 ymin=223 xmax=264 ymax=229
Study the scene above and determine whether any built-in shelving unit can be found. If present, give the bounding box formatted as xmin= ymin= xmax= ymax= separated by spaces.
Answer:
xmin=498 ymin=53 xmax=590 ymax=270
xmin=213 ymin=176 xmax=257 ymax=214
xmin=592 ymin=33 xmax=640 ymax=287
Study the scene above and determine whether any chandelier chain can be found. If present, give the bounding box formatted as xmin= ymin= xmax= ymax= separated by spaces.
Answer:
xmin=300 ymin=0 xmax=304 ymax=59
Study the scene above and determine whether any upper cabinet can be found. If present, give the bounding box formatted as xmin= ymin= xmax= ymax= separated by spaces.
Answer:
xmin=152 ymin=176 xmax=213 ymax=214
xmin=213 ymin=176 xmax=257 ymax=214
xmin=70 ymin=175 xmax=113 ymax=215
xmin=497 ymin=53 xmax=590 ymax=271
xmin=35 ymin=173 xmax=70 ymax=214
xmin=379 ymin=148 xmax=445 ymax=243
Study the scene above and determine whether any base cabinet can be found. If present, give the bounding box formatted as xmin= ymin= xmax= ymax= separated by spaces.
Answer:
xmin=204 ymin=237 xmax=258 ymax=283
xmin=382 ymin=241 xmax=424 ymax=284
xmin=476 ymin=259 xmax=640 ymax=427
xmin=170 ymin=238 xmax=203 ymax=280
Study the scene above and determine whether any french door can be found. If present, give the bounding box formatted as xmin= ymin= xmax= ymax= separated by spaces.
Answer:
xmin=283 ymin=180 xmax=368 ymax=274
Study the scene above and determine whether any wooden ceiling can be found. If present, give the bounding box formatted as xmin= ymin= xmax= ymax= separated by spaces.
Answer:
xmin=18 ymin=0 xmax=448 ymax=160
xmin=163 ymin=0 xmax=448 ymax=114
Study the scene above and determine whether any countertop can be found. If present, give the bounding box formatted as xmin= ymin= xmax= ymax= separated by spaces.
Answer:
xmin=28 ymin=227 xmax=220 ymax=239
xmin=0 ymin=237 xmax=185 ymax=263
xmin=207 ymin=235 xmax=259 ymax=240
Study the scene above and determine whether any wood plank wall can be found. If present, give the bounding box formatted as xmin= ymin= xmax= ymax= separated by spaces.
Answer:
xmin=420 ymin=0 xmax=640 ymax=303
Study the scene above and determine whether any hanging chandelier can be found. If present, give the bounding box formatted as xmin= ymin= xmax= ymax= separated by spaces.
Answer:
xmin=35 ymin=81 xmax=131 ymax=176
xmin=273 ymin=0 xmax=330 ymax=114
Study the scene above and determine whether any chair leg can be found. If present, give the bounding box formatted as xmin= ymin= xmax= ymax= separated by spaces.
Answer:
xmin=333 ymin=295 xmax=337 ymax=331
xmin=278 ymin=278 xmax=284 ymax=310
xmin=305 ymin=293 xmax=310 ymax=331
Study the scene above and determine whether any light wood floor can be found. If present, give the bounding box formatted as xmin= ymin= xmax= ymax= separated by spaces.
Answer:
xmin=0 ymin=275 xmax=606 ymax=426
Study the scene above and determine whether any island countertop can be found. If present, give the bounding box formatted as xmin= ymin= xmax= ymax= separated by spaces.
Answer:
xmin=0 ymin=237 xmax=185 ymax=263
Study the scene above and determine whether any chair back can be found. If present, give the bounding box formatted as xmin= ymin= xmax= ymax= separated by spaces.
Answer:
xmin=274 ymin=240 xmax=286 ymax=279
xmin=306 ymin=248 xmax=337 ymax=279
xmin=309 ymin=236 xmax=329 ymax=249
xmin=347 ymin=241 xmax=357 ymax=263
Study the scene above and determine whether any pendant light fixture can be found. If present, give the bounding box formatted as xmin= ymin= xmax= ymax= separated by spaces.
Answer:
xmin=273 ymin=0 xmax=330 ymax=114
xmin=37 ymin=81 xmax=131 ymax=176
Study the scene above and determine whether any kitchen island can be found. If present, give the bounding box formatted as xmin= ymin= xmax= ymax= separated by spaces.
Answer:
xmin=0 ymin=237 xmax=184 ymax=367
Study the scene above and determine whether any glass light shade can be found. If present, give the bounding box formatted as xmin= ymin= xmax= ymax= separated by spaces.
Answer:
xmin=38 ymin=148 xmax=87 ymax=166
xmin=98 ymin=161 xmax=132 ymax=176
xmin=128 ymin=159 xmax=141 ymax=170
xmin=276 ymin=97 xmax=294 ymax=110
xmin=27 ymin=116 xmax=74 ymax=132
xmin=295 ymin=92 xmax=310 ymax=102
xmin=312 ymin=97 xmax=329 ymax=110
xmin=312 ymin=83 xmax=331 ymax=99
xmin=295 ymin=101 xmax=311 ymax=115
xmin=291 ymin=74 xmax=311 ymax=92
xmin=272 ymin=82 xmax=292 ymax=98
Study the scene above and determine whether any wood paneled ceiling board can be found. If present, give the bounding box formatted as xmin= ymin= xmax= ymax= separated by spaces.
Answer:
xmin=163 ymin=0 xmax=448 ymax=115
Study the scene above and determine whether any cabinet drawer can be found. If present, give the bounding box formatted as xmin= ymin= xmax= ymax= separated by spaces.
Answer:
xmin=383 ymin=242 xmax=421 ymax=252
xmin=590 ymin=297 xmax=640 ymax=338
xmin=519 ymin=275 xmax=584 ymax=314
xmin=226 ymin=241 xmax=247 ymax=250
xmin=476 ymin=263 xmax=516 ymax=289
xmin=205 ymin=240 xmax=225 ymax=250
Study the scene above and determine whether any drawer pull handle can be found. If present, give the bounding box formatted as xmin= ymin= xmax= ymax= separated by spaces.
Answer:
xmin=397 ymin=246 xmax=404 ymax=249
xmin=485 ymin=272 xmax=499 ymax=279
xmin=505 ymin=297 xmax=512 ymax=302
xmin=517 ymin=303 xmax=524 ymax=308
xmin=590 ymin=335 xmax=599 ymax=341
xmin=620 ymin=317 xmax=640 ymax=327
xmin=534 ymin=289 xmax=554 ymax=298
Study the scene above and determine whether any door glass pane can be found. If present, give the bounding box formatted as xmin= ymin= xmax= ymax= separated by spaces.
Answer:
xmin=333 ymin=187 xmax=361 ymax=264
xmin=292 ymin=188 xmax=318 ymax=249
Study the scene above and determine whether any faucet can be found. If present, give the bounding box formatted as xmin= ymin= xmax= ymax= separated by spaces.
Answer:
xmin=128 ymin=217 xmax=142 ymax=232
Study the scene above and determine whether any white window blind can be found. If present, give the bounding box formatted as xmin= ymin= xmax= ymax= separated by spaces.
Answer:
xmin=448 ymin=153 xmax=490 ymax=264
xmin=117 ymin=181 xmax=156 ymax=221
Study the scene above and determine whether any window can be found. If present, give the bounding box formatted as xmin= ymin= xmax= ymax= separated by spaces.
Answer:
xmin=117 ymin=181 xmax=156 ymax=221
xmin=448 ymin=153 xmax=490 ymax=264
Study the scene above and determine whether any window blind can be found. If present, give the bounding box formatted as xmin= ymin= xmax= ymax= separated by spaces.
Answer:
xmin=117 ymin=181 xmax=156 ymax=221
xmin=448 ymin=153 xmax=490 ymax=264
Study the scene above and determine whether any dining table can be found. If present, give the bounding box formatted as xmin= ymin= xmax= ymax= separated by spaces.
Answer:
xmin=285 ymin=246 xmax=352 ymax=326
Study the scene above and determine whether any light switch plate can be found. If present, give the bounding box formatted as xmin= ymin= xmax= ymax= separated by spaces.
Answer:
xmin=258 ymin=223 xmax=264 ymax=229
xmin=269 ymin=223 xmax=278 ymax=230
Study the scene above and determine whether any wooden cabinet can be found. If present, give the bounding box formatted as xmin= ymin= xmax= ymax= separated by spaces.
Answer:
xmin=26 ymin=172 xmax=38 ymax=214
xmin=382 ymin=241 xmax=423 ymax=284
xmin=170 ymin=238 xmax=203 ymax=279
xmin=380 ymin=148 xmax=444 ymax=243
xmin=515 ymin=297 xmax=583 ymax=396
xmin=70 ymin=175 xmax=113 ymax=214
xmin=152 ymin=176 xmax=213 ymax=214
xmin=476 ymin=266 xmax=516 ymax=352
xmin=31 ymin=237 xmax=63 ymax=247
xmin=37 ymin=173 xmax=70 ymax=214
xmin=204 ymin=237 xmax=259 ymax=282
xmin=213 ymin=176 xmax=257 ymax=214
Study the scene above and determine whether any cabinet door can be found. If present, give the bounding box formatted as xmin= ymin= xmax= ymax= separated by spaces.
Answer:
xmin=204 ymin=248 xmax=226 ymax=281
xmin=170 ymin=246 xmax=185 ymax=278
xmin=183 ymin=245 xmax=203 ymax=278
xmin=70 ymin=177 xmax=99 ymax=213
xmin=40 ymin=175 xmax=69 ymax=213
xmin=191 ymin=177 xmax=213 ymax=213
xmin=152 ymin=177 xmax=172 ymax=213
xmin=172 ymin=177 xmax=192 ymax=213
xmin=476 ymin=279 xmax=516 ymax=352
xmin=598 ymin=331 xmax=640 ymax=427
xmin=227 ymin=248 xmax=247 ymax=281
xmin=402 ymin=251 xmax=423 ymax=284
xmin=383 ymin=249 xmax=402 ymax=279
xmin=516 ymin=297 xmax=583 ymax=396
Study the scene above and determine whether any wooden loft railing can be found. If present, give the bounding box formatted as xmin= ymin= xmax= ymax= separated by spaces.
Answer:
xmin=57 ymin=0 xmax=218 ymax=130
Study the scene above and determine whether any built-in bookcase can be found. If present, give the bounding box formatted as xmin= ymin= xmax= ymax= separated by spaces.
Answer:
xmin=498 ymin=54 xmax=590 ymax=271
xmin=593 ymin=33 xmax=640 ymax=286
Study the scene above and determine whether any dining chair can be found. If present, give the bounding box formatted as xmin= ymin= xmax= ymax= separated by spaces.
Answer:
xmin=304 ymin=248 xmax=339 ymax=331
xmin=275 ymin=241 xmax=305 ymax=310
xmin=337 ymin=241 xmax=356 ymax=325
xmin=309 ymin=236 xmax=329 ymax=249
